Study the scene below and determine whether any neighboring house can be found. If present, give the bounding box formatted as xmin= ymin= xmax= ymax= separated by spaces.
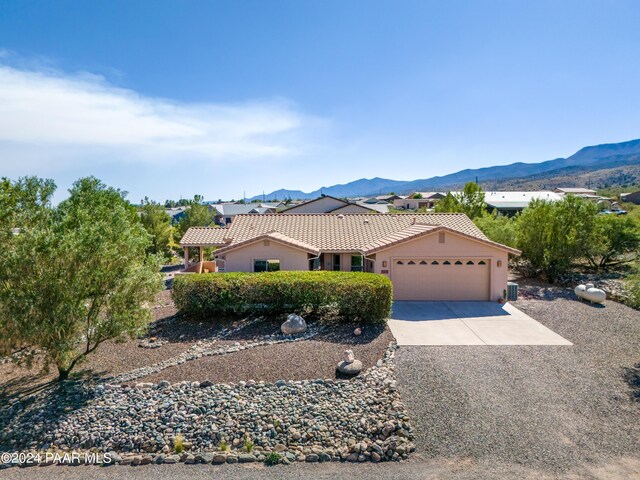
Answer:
xmin=620 ymin=191 xmax=640 ymax=205
xmin=180 ymin=213 xmax=520 ymax=301
xmin=208 ymin=203 xmax=278 ymax=225
xmin=553 ymin=187 xmax=598 ymax=195
xmin=393 ymin=192 xmax=445 ymax=210
xmin=484 ymin=191 xmax=563 ymax=215
xmin=165 ymin=207 xmax=187 ymax=225
xmin=281 ymin=195 xmax=380 ymax=214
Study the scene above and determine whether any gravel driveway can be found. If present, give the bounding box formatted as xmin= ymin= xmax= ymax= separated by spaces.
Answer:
xmin=394 ymin=281 xmax=640 ymax=477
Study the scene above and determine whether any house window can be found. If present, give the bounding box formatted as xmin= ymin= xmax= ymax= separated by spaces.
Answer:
xmin=333 ymin=254 xmax=341 ymax=271
xmin=254 ymin=259 xmax=280 ymax=272
xmin=351 ymin=255 xmax=363 ymax=272
xmin=225 ymin=217 xmax=232 ymax=224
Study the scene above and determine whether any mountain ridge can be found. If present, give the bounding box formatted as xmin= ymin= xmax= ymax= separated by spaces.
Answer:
xmin=248 ymin=138 xmax=640 ymax=200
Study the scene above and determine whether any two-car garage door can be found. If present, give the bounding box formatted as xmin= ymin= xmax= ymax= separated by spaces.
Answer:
xmin=391 ymin=258 xmax=490 ymax=301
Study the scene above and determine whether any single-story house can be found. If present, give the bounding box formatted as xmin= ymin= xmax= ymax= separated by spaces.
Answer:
xmin=484 ymin=191 xmax=563 ymax=215
xmin=620 ymin=191 xmax=640 ymax=205
xmin=393 ymin=192 xmax=446 ymax=210
xmin=281 ymin=195 xmax=380 ymax=214
xmin=208 ymin=203 xmax=279 ymax=225
xmin=180 ymin=213 xmax=520 ymax=301
xmin=165 ymin=207 xmax=187 ymax=225
xmin=553 ymin=187 xmax=597 ymax=196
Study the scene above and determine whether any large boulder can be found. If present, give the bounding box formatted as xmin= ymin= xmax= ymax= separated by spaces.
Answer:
xmin=281 ymin=314 xmax=307 ymax=335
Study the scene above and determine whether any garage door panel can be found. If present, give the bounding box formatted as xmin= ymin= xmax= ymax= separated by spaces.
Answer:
xmin=392 ymin=258 xmax=490 ymax=301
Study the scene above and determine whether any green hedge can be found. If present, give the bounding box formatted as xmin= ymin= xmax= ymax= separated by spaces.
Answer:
xmin=172 ymin=271 xmax=392 ymax=324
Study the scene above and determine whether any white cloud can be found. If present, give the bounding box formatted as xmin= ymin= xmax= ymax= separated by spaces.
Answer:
xmin=0 ymin=64 xmax=319 ymax=173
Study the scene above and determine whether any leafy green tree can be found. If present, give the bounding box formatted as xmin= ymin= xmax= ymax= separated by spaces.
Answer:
xmin=515 ymin=196 xmax=598 ymax=282
xmin=176 ymin=196 xmax=216 ymax=238
xmin=474 ymin=212 xmax=517 ymax=247
xmin=586 ymin=215 xmax=640 ymax=269
xmin=411 ymin=193 xmax=423 ymax=199
xmin=140 ymin=197 xmax=173 ymax=260
xmin=0 ymin=177 xmax=162 ymax=380
xmin=435 ymin=182 xmax=487 ymax=219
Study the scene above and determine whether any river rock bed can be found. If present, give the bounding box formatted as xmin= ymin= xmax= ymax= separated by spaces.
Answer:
xmin=0 ymin=344 xmax=414 ymax=466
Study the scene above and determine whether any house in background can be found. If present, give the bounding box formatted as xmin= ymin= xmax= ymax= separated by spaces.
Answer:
xmin=393 ymin=192 xmax=446 ymax=210
xmin=165 ymin=207 xmax=188 ymax=225
xmin=280 ymin=194 xmax=383 ymax=214
xmin=553 ymin=187 xmax=598 ymax=196
xmin=208 ymin=202 xmax=280 ymax=225
xmin=621 ymin=191 xmax=640 ymax=205
xmin=180 ymin=213 xmax=520 ymax=301
xmin=484 ymin=191 xmax=563 ymax=215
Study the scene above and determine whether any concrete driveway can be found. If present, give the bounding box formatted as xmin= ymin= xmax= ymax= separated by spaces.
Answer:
xmin=389 ymin=301 xmax=572 ymax=345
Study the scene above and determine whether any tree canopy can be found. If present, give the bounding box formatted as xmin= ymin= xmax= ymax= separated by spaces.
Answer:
xmin=435 ymin=182 xmax=487 ymax=219
xmin=0 ymin=177 xmax=163 ymax=380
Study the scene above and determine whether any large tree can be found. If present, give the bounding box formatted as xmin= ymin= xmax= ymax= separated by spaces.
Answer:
xmin=140 ymin=197 xmax=173 ymax=260
xmin=515 ymin=196 xmax=598 ymax=282
xmin=585 ymin=215 xmax=640 ymax=269
xmin=176 ymin=195 xmax=216 ymax=238
xmin=0 ymin=177 xmax=162 ymax=380
xmin=435 ymin=182 xmax=487 ymax=220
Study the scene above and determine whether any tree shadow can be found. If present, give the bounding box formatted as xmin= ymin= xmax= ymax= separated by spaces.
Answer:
xmin=0 ymin=376 xmax=94 ymax=451
xmin=622 ymin=363 xmax=640 ymax=402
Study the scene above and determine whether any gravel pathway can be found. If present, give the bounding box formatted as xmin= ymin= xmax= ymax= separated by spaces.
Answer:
xmin=394 ymin=281 xmax=640 ymax=475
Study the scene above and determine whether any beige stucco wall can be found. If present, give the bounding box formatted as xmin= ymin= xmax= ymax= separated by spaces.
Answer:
xmin=283 ymin=196 xmax=346 ymax=213
xmin=219 ymin=240 xmax=311 ymax=272
xmin=372 ymin=231 xmax=509 ymax=301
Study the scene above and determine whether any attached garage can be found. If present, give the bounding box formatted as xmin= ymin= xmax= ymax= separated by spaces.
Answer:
xmin=391 ymin=258 xmax=490 ymax=301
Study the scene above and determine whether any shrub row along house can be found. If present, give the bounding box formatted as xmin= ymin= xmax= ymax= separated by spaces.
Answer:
xmin=180 ymin=213 xmax=520 ymax=302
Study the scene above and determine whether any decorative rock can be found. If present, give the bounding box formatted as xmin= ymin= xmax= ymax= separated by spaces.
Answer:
xmin=238 ymin=454 xmax=257 ymax=463
xmin=281 ymin=314 xmax=307 ymax=334
xmin=343 ymin=349 xmax=355 ymax=363
xmin=338 ymin=358 xmax=363 ymax=375
xmin=354 ymin=328 xmax=362 ymax=336
xmin=212 ymin=454 xmax=227 ymax=464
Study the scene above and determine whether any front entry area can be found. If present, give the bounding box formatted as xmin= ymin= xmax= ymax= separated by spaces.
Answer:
xmin=391 ymin=258 xmax=490 ymax=301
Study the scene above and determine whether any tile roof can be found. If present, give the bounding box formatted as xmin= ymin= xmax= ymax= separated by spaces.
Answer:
xmin=180 ymin=227 xmax=230 ymax=246
xmin=180 ymin=213 xmax=492 ymax=251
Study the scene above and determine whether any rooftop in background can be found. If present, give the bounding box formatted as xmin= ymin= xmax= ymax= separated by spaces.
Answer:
xmin=483 ymin=191 xmax=563 ymax=209
xmin=553 ymin=187 xmax=598 ymax=195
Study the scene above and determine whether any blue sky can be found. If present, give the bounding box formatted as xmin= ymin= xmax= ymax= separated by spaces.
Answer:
xmin=1 ymin=0 xmax=639 ymax=203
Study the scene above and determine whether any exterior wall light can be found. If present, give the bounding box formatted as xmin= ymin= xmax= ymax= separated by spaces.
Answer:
xmin=497 ymin=260 xmax=502 ymax=267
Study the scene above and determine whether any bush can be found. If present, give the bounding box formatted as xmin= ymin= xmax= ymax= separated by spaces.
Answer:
xmin=172 ymin=271 xmax=392 ymax=323
xmin=265 ymin=452 xmax=282 ymax=466
xmin=474 ymin=212 xmax=517 ymax=247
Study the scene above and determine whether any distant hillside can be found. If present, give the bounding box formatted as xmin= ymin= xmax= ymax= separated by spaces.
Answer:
xmin=248 ymin=138 xmax=640 ymax=200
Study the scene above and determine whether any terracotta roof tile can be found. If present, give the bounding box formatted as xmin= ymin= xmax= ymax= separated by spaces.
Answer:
xmin=180 ymin=213 xmax=493 ymax=251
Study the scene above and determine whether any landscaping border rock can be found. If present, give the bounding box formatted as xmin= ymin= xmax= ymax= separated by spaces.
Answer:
xmin=0 ymin=344 xmax=414 ymax=467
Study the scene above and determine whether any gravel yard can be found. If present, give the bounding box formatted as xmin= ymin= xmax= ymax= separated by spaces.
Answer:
xmin=394 ymin=278 xmax=640 ymax=476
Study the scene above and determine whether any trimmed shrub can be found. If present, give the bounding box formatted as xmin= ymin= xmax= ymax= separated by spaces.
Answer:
xmin=172 ymin=271 xmax=392 ymax=324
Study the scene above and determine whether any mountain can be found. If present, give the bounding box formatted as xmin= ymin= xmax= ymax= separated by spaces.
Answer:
xmin=248 ymin=139 xmax=640 ymax=200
